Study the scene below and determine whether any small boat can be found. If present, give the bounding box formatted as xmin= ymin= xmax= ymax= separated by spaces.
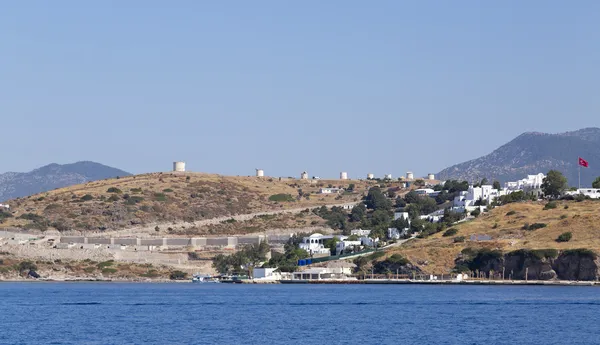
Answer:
xmin=191 ymin=273 xmax=220 ymax=283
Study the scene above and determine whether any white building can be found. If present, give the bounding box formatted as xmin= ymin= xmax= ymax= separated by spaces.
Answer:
xmin=336 ymin=240 xmax=362 ymax=255
xmin=292 ymin=267 xmax=353 ymax=280
xmin=299 ymin=233 xmax=334 ymax=255
xmin=505 ymin=173 xmax=545 ymax=191
xmin=252 ymin=267 xmax=281 ymax=280
xmin=0 ymin=204 xmax=9 ymax=210
xmin=387 ymin=227 xmax=409 ymax=240
xmin=452 ymin=185 xmax=503 ymax=212
xmin=300 ymin=171 xmax=308 ymax=180
xmin=350 ymin=229 xmax=371 ymax=237
xmin=360 ymin=236 xmax=379 ymax=247
xmin=414 ymin=188 xmax=435 ymax=195
xmin=568 ymin=188 xmax=600 ymax=199
xmin=394 ymin=212 xmax=410 ymax=222
xmin=319 ymin=187 xmax=343 ymax=194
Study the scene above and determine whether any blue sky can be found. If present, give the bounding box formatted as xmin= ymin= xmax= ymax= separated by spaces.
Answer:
xmin=2 ymin=1 xmax=599 ymax=178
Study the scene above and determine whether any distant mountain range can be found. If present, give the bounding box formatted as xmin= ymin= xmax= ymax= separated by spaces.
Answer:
xmin=437 ymin=127 xmax=600 ymax=187
xmin=0 ymin=161 xmax=131 ymax=202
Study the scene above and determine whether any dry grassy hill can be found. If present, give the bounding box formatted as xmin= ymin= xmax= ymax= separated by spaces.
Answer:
xmin=0 ymin=172 xmax=377 ymax=235
xmin=387 ymin=200 xmax=600 ymax=274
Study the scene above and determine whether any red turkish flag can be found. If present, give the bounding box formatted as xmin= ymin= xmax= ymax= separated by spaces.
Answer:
xmin=579 ymin=157 xmax=589 ymax=168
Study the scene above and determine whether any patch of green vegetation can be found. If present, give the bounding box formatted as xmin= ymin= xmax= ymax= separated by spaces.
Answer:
xmin=508 ymin=249 xmax=558 ymax=260
xmin=162 ymin=188 xmax=174 ymax=193
xmin=101 ymin=268 xmax=118 ymax=274
xmin=442 ymin=228 xmax=458 ymax=237
xmin=130 ymin=188 xmax=142 ymax=194
xmin=97 ymin=260 xmax=114 ymax=269
xmin=522 ymin=223 xmax=547 ymax=231
xmin=80 ymin=194 xmax=94 ymax=202
xmin=470 ymin=209 xmax=481 ymax=217
xmin=556 ymin=232 xmax=572 ymax=242
xmin=153 ymin=193 xmax=167 ymax=202
xmin=453 ymin=236 xmax=465 ymax=243
xmin=562 ymin=248 xmax=596 ymax=259
xmin=17 ymin=261 xmax=37 ymax=272
xmin=543 ymin=201 xmax=557 ymax=210
xmin=268 ymin=194 xmax=295 ymax=202
xmin=107 ymin=195 xmax=120 ymax=202
xmin=506 ymin=210 xmax=517 ymax=216
xmin=560 ymin=215 xmax=568 ymax=219
xmin=126 ymin=196 xmax=145 ymax=205
xmin=140 ymin=270 xmax=160 ymax=278
xmin=367 ymin=251 xmax=386 ymax=261
xmin=106 ymin=187 xmax=122 ymax=194
xmin=83 ymin=267 xmax=96 ymax=273
xmin=169 ymin=270 xmax=187 ymax=280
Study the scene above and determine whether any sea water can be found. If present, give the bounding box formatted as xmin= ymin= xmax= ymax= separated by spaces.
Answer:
xmin=1 ymin=283 xmax=599 ymax=345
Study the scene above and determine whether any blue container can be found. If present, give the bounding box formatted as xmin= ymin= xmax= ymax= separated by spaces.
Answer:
xmin=298 ymin=259 xmax=306 ymax=266
xmin=305 ymin=258 xmax=312 ymax=265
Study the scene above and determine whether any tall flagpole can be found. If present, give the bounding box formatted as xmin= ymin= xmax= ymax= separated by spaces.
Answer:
xmin=579 ymin=160 xmax=581 ymax=189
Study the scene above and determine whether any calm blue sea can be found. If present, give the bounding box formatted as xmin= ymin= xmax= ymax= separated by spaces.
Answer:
xmin=0 ymin=283 xmax=599 ymax=345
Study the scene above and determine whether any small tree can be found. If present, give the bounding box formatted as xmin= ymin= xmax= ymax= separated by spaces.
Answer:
xmin=492 ymin=181 xmax=501 ymax=190
xmin=556 ymin=232 xmax=572 ymax=242
xmin=593 ymin=177 xmax=600 ymax=189
xmin=541 ymin=170 xmax=568 ymax=199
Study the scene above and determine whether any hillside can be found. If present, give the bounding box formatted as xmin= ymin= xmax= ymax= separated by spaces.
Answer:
xmin=437 ymin=127 xmax=600 ymax=186
xmin=387 ymin=200 xmax=600 ymax=274
xmin=0 ymin=161 xmax=131 ymax=202
xmin=0 ymin=172 xmax=373 ymax=235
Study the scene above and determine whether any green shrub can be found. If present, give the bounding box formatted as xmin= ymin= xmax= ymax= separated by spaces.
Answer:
xmin=506 ymin=210 xmax=517 ymax=216
xmin=470 ymin=209 xmax=481 ymax=217
xmin=163 ymin=188 xmax=174 ymax=193
xmin=556 ymin=232 xmax=572 ymax=242
xmin=97 ymin=260 xmax=114 ymax=269
xmin=106 ymin=187 xmax=122 ymax=194
xmin=564 ymin=205 xmax=569 ymax=209
xmin=368 ymin=251 xmax=385 ymax=261
xmin=18 ymin=261 xmax=37 ymax=272
xmin=80 ymin=194 xmax=94 ymax=201
xmin=522 ymin=223 xmax=547 ymax=230
xmin=107 ymin=195 xmax=120 ymax=202
xmin=140 ymin=270 xmax=160 ymax=278
xmin=101 ymin=268 xmax=118 ymax=274
xmin=126 ymin=196 xmax=144 ymax=205
xmin=560 ymin=215 xmax=568 ymax=219
xmin=543 ymin=201 xmax=557 ymax=210
xmin=453 ymin=236 xmax=465 ymax=243
xmin=153 ymin=193 xmax=167 ymax=202
xmin=443 ymin=228 xmax=458 ymax=237
xmin=169 ymin=270 xmax=187 ymax=280
xmin=268 ymin=194 xmax=295 ymax=202
xmin=130 ymin=188 xmax=142 ymax=194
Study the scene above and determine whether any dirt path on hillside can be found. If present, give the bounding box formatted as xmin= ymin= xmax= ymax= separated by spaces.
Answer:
xmin=84 ymin=202 xmax=359 ymax=238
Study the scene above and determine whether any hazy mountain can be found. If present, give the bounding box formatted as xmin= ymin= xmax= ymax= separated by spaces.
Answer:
xmin=437 ymin=128 xmax=600 ymax=187
xmin=0 ymin=161 xmax=131 ymax=201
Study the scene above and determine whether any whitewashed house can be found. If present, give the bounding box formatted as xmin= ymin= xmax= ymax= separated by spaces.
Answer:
xmin=252 ymin=267 xmax=282 ymax=280
xmin=452 ymin=185 xmax=504 ymax=212
xmin=298 ymin=233 xmax=333 ymax=255
xmin=0 ymin=204 xmax=9 ymax=210
xmin=388 ymin=227 xmax=410 ymax=240
xmin=335 ymin=240 xmax=362 ymax=255
xmin=319 ymin=187 xmax=343 ymax=194
xmin=505 ymin=173 xmax=545 ymax=191
xmin=350 ymin=229 xmax=371 ymax=237
xmin=568 ymin=188 xmax=600 ymax=199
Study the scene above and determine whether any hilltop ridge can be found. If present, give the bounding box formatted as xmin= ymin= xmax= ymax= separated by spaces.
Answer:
xmin=437 ymin=127 xmax=600 ymax=186
xmin=0 ymin=161 xmax=131 ymax=202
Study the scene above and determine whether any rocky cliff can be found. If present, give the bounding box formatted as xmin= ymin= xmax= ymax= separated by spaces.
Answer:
xmin=456 ymin=248 xmax=600 ymax=281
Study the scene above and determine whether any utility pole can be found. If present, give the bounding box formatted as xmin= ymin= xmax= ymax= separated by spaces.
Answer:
xmin=502 ymin=267 xmax=505 ymax=281
xmin=525 ymin=267 xmax=529 ymax=282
